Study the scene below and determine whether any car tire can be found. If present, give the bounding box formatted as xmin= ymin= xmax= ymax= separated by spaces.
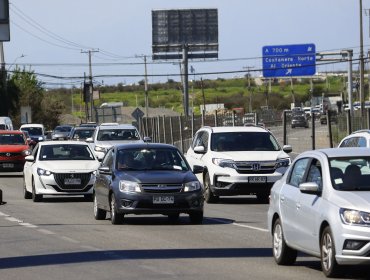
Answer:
xmin=110 ymin=193 xmax=124 ymax=225
xmin=272 ymin=218 xmax=297 ymax=265
xmin=189 ymin=211 xmax=203 ymax=224
xmin=32 ymin=179 xmax=42 ymax=202
xmin=204 ymin=172 xmax=219 ymax=203
xmin=23 ymin=177 xmax=32 ymax=199
xmin=320 ymin=226 xmax=340 ymax=277
xmin=93 ymin=193 xmax=107 ymax=220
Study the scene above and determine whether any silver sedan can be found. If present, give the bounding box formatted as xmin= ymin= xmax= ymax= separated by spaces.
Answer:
xmin=267 ymin=147 xmax=370 ymax=277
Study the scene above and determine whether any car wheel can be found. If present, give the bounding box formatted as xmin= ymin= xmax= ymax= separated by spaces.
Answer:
xmin=204 ymin=172 xmax=219 ymax=203
xmin=272 ymin=218 xmax=297 ymax=265
xmin=23 ymin=176 xmax=32 ymax=199
xmin=168 ymin=213 xmax=180 ymax=223
xmin=32 ymin=179 xmax=42 ymax=202
xmin=189 ymin=211 xmax=203 ymax=224
xmin=110 ymin=193 xmax=124 ymax=225
xmin=321 ymin=226 xmax=340 ymax=277
xmin=93 ymin=193 xmax=107 ymax=220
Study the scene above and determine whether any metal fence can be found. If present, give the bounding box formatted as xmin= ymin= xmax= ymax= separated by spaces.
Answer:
xmin=138 ymin=109 xmax=370 ymax=156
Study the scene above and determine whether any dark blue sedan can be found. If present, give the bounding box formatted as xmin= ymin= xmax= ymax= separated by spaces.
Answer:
xmin=93 ymin=143 xmax=204 ymax=224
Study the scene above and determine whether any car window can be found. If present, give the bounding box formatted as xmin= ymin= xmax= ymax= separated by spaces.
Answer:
xmin=97 ymin=129 xmax=140 ymax=141
xmin=306 ymin=159 xmax=323 ymax=189
xmin=101 ymin=149 xmax=113 ymax=168
xmin=358 ymin=137 xmax=367 ymax=147
xmin=39 ymin=144 xmax=95 ymax=161
xmin=288 ymin=158 xmax=310 ymax=187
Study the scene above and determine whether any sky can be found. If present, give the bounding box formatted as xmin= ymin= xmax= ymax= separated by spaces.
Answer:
xmin=2 ymin=0 xmax=368 ymax=88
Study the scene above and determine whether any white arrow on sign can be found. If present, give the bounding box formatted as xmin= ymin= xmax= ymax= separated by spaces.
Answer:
xmin=285 ymin=69 xmax=292 ymax=75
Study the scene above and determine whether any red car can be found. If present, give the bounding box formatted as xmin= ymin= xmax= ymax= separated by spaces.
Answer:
xmin=0 ymin=130 xmax=31 ymax=172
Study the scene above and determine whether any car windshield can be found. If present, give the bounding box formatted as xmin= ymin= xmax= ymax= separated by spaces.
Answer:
xmin=72 ymin=129 xmax=94 ymax=140
xmin=21 ymin=127 xmax=43 ymax=136
xmin=0 ymin=134 xmax=25 ymax=145
xmin=54 ymin=126 xmax=72 ymax=133
xmin=116 ymin=148 xmax=189 ymax=171
xmin=210 ymin=132 xmax=280 ymax=152
xmin=39 ymin=144 xmax=95 ymax=161
xmin=330 ymin=156 xmax=370 ymax=191
xmin=97 ymin=129 xmax=140 ymax=141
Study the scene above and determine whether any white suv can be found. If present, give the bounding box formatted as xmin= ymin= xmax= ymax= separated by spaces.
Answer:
xmin=338 ymin=130 xmax=370 ymax=148
xmin=186 ymin=126 xmax=292 ymax=203
xmin=86 ymin=123 xmax=144 ymax=158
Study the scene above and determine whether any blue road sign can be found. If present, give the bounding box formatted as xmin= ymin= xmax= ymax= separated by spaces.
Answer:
xmin=262 ymin=43 xmax=316 ymax=77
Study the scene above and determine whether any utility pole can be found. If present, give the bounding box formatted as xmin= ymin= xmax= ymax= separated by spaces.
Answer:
xmin=359 ymin=0 xmax=365 ymax=115
xmin=144 ymin=55 xmax=149 ymax=136
xmin=0 ymin=42 xmax=7 ymax=116
xmin=243 ymin=66 xmax=254 ymax=112
xmin=182 ymin=44 xmax=189 ymax=118
xmin=81 ymin=49 xmax=99 ymax=122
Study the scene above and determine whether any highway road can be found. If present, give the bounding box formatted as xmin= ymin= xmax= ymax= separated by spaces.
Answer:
xmin=0 ymin=174 xmax=368 ymax=280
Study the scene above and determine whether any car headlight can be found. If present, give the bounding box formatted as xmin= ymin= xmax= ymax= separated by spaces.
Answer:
xmin=184 ymin=181 xmax=201 ymax=192
xmin=212 ymin=158 xmax=236 ymax=169
xmin=22 ymin=149 xmax=31 ymax=156
xmin=340 ymin=208 xmax=370 ymax=226
xmin=95 ymin=146 xmax=106 ymax=153
xmin=119 ymin=180 xmax=141 ymax=193
xmin=37 ymin=167 xmax=52 ymax=176
xmin=276 ymin=158 xmax=291 ymax=168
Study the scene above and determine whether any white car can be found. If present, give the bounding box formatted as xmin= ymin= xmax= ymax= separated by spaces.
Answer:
xmin=86 ymin=123 xmax=144 ymax=158
xmin=186 ymin=125 xmax=292 ymax=203
xmin=23 ymin=141 xmax=100 ymax=202
xmin=338 ymin=130 xmax=370 ymax=148
xmin=268 ymin=148 xmax=370 ymax=277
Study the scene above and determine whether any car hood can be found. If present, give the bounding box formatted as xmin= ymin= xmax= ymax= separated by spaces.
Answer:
xmin=116 ymin=170 xmax=197 ymax=184
xmin=0 ymin=145 xmax=29 ymax=152
xmin=38 ymin=160 xmax=100 ymax=172
xmin=52 ymin=132 xmax=70 ymax=137
xmin=212 ymin=150 xmax=289 ymax=161
xmin=330 ymin=191 xmax=370 ymax=211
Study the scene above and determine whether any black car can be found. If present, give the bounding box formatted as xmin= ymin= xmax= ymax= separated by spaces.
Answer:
xmin=291 ymin=114 xmax=309 ymax=128
xmin=69 ymin=126 xmax=96 ymax=141
xmin=93 ymin=143 xmax=204 ymax=224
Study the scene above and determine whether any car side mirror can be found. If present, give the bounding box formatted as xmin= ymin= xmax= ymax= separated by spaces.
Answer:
xmin=98 ymin=166 xmax=112 ymax=175
xmin=282 ymin=145 xmax=292 ymax=153
xmin=192 ymin=165 xmax=204 ymax=174
xmin=143 ymin=136 xmax=152 ymax=143
xmin=299 ymin=182 xmax=321 ymax=195
xmin=25 ymin=155 xmax=35 ymax=162
xmin=194 ymin=146 xmax=206 ymax=154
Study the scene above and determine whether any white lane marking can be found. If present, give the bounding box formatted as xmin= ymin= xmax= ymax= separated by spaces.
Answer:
xmin=60 ymin=236 xmax=80 ymax=244
xmin=80 ymin=245 xmax=101 ymax=251
xmin=0 ymin=211 xmax=10 ymax=217
xmin=20 ymin=222 xmax=38 ymax=228
xmin=207 ymin=217 xmax=268 ymax=232
xmin=232 ymin=222 xmax=269 ymax=232
xmin=5 ymin=217 xmax=23 ymax=223
xmin=37 ymin=229 xmax=55 ymax=235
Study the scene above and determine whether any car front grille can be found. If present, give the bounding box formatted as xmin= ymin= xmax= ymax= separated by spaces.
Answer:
xmin=235 ymin=161 xmax=276 ymax=174
xmin=141 ymin=183 xmax=183 ymax=193
xmin=0 ymin=152 xmax=22 ymax=157
xmin=53 ymin=172 xmax=92 ymax=191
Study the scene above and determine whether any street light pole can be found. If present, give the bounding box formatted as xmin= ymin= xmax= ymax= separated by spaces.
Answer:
xmin=359 ymin=0 xmax=365 ymax=115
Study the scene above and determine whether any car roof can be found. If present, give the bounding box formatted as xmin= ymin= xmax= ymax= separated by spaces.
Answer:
xmin=303 ymin=147 xmax=370 ymax=158
xmin=20 ymin=124 xmax=44 ymax=128
xmin=98 ymin=124 xmax=137 ymax=130
xmin=115 ymin=143 xmax=178 ymax=150
xmin=201 ymin=126 xmax=269 ymax=133
xmin=73 ymin=126 xmax=96 ymax=130
xmin=38 ymin=140 xmax=90 ymax=146
xmin=0 ymin=130 xmax=23 ymax=134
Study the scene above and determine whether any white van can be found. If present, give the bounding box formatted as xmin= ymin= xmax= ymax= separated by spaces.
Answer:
xmin=0 ymin=117 xmax=13 ymax=130
xmin=20 ymin=123 xmax=46 ymax=143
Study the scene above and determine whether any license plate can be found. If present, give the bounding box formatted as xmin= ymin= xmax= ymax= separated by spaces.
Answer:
xmin=153 ymin=196 xmax=174 ymax=204
xmin=3 ymin=163 xmax=14 ymax=168
xmin=64 ymin=178 xmax=81 ymax=185
xmin=248 ymin=176 xmax=267 ymax=183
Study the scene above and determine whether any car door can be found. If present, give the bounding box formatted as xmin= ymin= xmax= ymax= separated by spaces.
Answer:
xmin=24 ymin=144 xmax=39 ymax=188
xmin=280 ymin=157 xmax=310 ymax=245
xmin=186 ymin=131 xmax=209 ymax=181
xmin=95 ymin=149 xmax=114 ymax=209
xmin=294 ymin=158 xmax=323 ymax=254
